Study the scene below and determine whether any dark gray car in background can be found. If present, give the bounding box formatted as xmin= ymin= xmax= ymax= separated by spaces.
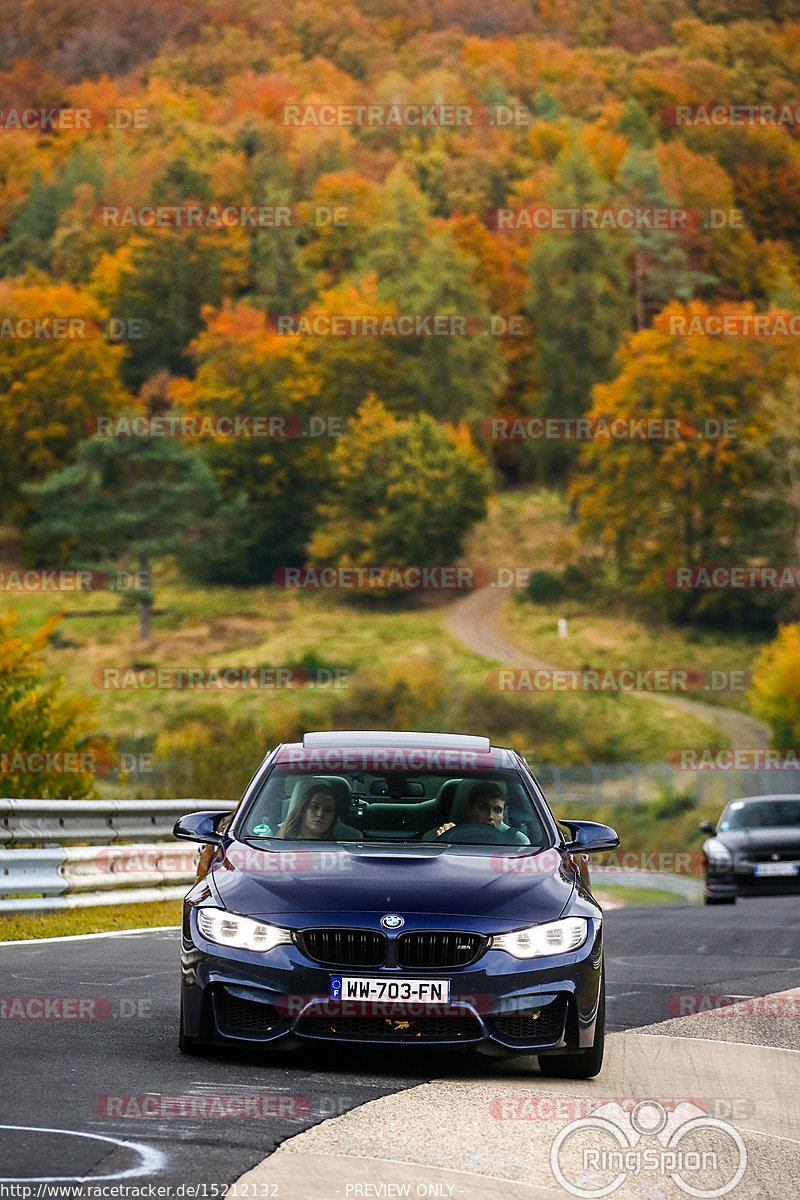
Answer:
xmin=701 ymin=793 xmax=800 ymax=903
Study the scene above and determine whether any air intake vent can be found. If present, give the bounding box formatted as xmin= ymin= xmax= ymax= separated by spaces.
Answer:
xmin=299 ymin=928 xmax=386 ymax=967
xmin=396 ymin=931 xmax=485 ymax=969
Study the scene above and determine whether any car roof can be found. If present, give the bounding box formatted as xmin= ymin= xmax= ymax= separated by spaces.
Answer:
xmin=728 ymin=794 xmax=800 ymax=804
xmin=271 ymin=730 xmax=520 ymax=769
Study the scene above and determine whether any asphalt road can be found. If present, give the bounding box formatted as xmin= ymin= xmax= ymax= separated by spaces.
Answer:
xmin=1 ymin=896 xmax=798 ymax=1192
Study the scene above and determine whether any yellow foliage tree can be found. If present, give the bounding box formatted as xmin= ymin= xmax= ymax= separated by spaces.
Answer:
xmin=750 ymin=624 xmax=800 ymax=746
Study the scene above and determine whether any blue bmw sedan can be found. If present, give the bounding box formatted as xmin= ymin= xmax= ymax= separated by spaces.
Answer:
xmin=174 ymin=731 xmax=619 ymax=1078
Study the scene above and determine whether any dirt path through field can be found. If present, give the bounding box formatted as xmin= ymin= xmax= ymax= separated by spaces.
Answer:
xmin=445 ymin=586 xmax=770 ymax=749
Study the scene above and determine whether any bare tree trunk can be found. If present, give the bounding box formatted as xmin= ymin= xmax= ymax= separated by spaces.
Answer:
xmin=137 ymin=555 xmax=151 ymax=641
xmin=634 ymin=250 xmax=645 ymax=332
xmin=138 ymin=600 xmax=151 ymax=642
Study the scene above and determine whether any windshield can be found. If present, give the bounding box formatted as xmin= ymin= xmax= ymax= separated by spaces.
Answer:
xmin=719 ymin=799 xmax=800 ymax=832
xmin=238 ymin=766 xmax=549 ymax=848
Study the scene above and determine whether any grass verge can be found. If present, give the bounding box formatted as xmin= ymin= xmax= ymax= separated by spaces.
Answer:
xmin=594 ymin=885 xmax=689 ymax=907
xmin=0 ymin=898 xmax=182 ymax=942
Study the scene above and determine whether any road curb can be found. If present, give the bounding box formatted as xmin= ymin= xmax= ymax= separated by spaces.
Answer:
xmin=228 ymin=988 xmax=800 ymax=1198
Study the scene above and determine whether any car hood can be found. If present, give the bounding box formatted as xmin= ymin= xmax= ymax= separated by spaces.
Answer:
xmin=208 ymin=841 xmax=575 ymax=926
xmin=717 ymin=828 xmax=800 ymax=855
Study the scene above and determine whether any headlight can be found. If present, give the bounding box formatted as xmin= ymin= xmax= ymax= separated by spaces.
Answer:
xmin=492 ymin=917 xmax=588 ymax=959
xmin=705 ymin=839 xmax=733 ymax=869
xmin=197 ymin=907 xmax=291 ymax=952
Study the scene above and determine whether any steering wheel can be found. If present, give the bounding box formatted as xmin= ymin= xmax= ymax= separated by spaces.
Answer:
xmin=436 ymin=822 xmax=510 ymax=845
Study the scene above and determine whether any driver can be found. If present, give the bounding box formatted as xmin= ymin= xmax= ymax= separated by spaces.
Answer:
xmin=431 ymin=782 xmax=530 ymax=844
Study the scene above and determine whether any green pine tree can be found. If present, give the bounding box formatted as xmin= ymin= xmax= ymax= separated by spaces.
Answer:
xmin=526 ymin=143 xmax=633 ymax=477
xmin=23 ymin=434 xmax=222 ymax=640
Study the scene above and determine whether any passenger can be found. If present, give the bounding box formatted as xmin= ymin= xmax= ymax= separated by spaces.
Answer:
xmin=277 ymin=784 xmax=337 ymax=840
xmin=431 ymin=782 xmax=530 ymax=844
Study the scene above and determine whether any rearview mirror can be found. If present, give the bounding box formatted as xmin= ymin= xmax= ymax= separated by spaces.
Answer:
xmin=173 ymin=810 xmax=231 ymax=846
xmin=560 ymin=819 xmax=619 ymax=854
xmin=699 ymin=820 xmax=715 ymax=835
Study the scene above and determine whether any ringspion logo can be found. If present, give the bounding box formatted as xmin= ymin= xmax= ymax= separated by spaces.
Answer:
xmin=550 ymin=1100 xmax=747 ymax=1198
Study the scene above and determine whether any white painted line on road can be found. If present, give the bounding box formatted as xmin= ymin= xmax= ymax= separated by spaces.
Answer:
xmin=738 ymin=1127 xmax=800 ymax=1145
xmin=629 ymin=1032 xmax=800 ymax=1053
xmin=0 ymin=1124 xmax=167 ymax=1182
xmin=0 ymin=925 xmax=179 ymax=947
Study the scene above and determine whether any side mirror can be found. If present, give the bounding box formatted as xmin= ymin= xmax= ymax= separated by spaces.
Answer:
xmin=560 ymin=819 xmax=619 ymax=854
xmin=173 ymin=810 xmax=231 ymax=846
xmin=699 ymin=820 xmax=715 ymax=835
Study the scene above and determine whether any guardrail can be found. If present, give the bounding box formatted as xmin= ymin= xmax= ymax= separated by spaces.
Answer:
xmin=0 ymin=794 xmax=706 ymax=916
xmin=590 ymin=867 xmax=702 ymax=901
xmin=0 ymin=798 xmax=234 ymax=914
xmin=0 ymin=797 xmax=232 ymax=846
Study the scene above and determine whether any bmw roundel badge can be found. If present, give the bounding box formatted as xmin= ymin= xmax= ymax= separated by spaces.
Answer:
xmin=381 ymin=914 xmax=404 ymax=929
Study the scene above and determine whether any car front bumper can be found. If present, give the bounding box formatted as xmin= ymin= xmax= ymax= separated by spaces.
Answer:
xmin=705 ymin=865 xmax=800 ymax=898
xmin=180 ymin=908 xmax=603 ymax=1057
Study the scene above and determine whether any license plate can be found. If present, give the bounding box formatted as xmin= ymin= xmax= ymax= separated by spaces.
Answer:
xmin=754 ymin=862 xmax=799 ymax=877
xmin=330 ymin=976 xmax=450 ymax=1003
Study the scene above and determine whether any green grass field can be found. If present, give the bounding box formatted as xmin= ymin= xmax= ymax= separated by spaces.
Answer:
xmin=0 ymin=485 xmax=772 ymax=801
xmin=468 ymin=489 xmax=764 ymax=716
xmin=0 ymin=899 xmax=182 ymax=942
